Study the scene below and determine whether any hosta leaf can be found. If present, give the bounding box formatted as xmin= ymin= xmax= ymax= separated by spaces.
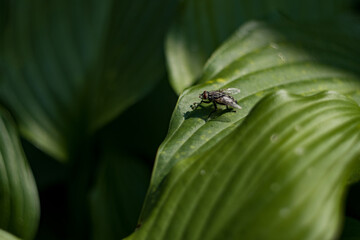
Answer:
xmin=147 ymin=20 xmax=360 ymax=205
xmin=0 ymin=0 xmax=179 ymax=161
xmin=166 ymin=0 xmax=350 ymax=93
xmin=0 ymin=109 xmax=39 ymax=240
xmin=127 ymin=90 xmax=360 ymax=240
xmin=0 ymin=230 xmax=21 ymax=240
xmin=89 ymin=148 xmax=150 ymax=240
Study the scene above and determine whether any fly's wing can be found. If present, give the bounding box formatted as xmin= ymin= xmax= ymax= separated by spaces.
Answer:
xmin=221 ymin=88 xmax=241 ymax=95
xmin=228 ymin=101 xmax=242 ymax=109
xmin=216 ymin=95 xmax=242 ymax=109
xmin=209 ymin=90 xmax=226 ymax=99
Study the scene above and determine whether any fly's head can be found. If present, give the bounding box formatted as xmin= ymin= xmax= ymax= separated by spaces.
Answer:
xmin=200 ymin=91 xmax=209 ymax=100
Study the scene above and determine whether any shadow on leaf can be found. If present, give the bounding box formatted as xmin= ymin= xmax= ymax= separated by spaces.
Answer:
xmin=183 ymin=105 xmax=234 ymax=122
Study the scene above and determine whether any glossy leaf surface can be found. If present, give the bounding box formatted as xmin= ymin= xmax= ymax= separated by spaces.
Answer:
xmin=151 ymin=20 xmax=360 ymax=199
xmin=128 ymin=90 xmax=360 ymax=240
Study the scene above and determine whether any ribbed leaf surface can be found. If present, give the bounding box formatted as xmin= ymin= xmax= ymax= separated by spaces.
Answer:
xmin=150 ymin=20 xmax=360 ymax=201
xmin=128 ymin=90 xmax=360 ymax=240
xmin=166 ymin=0 xmax=349 ymax=93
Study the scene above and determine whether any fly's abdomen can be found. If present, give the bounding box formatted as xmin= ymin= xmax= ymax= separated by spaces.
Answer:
xmin=215 ymin=96 xmax=241 ymax=109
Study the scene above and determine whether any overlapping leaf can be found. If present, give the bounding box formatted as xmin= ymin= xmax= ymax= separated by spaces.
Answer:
xmin=166 ymin=0 xmax=349 ymax=93
xmin=89 ymin=148 xmax=150 ymax=240
xmin=0 ymin=109 xmax=39 ymax=240
xmin=127 ymin=90 xmax=360 ymax=240
xmin=146 ymin=20 xmax=360 ymax=207
xmin=0 ymin=0 xmax=179 ymax=161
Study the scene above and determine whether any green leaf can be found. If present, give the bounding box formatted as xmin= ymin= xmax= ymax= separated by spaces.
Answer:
xmin=0 ymin=109 xmax=39 ymax=240
xmin=127 ymin=90 xmax=360 ymax=240
xmin=0 ymin=229 xmax=21 ymax=240
xmin=147 ymin=20 xmax=360 ymax=206
xmin=166 ymin=0 xmax=351 ymax=93
xmin=0 ymin=0 xmax=179 ymax=161
xmin=89 ymin=148 xmax=150 ymax=240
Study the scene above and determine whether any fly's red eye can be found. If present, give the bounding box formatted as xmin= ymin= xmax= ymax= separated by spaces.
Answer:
xmin=203 ymin=91 xmax=208 ymax=99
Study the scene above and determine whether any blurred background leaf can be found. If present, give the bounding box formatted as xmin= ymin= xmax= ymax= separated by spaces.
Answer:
xmin=128 ymin=91 xmax=360 ymax=240
xmin=99 ymin=77 xmax=178 ymax=162
xmin=23 ymin=139 xmax=68 ymax=240
xmin=86 ymin=77 xmax=177 ymax=240
xmin=89 ymin=148 xmax=150 ymax=240
xmin=0 ymin=229 xmax=21 ymax=240
xmin=166 ymin=0 xmax=352 ymax=94
xmin=0 ymin=108 xmax=39 ymax=240
xmin=0 ymin=0 xmax=179 ymax=161
xmin=28 ymin=77 xmax=177 ymax=240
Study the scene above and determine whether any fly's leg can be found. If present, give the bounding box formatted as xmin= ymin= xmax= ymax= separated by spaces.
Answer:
xmin=191 ymin=101 xmax=202 ymax=110
xmin=191 ymin=100 xmax=211 ymax=110
xmin=208 ymin=102 xmax=218 ymax=118
xmin=191 ymin=102 xmax=200 ymax=110
xmin=226 ymin=105 xmax=236 ymax=112
xmin=225 ymin=105 xmax=237 ymax=113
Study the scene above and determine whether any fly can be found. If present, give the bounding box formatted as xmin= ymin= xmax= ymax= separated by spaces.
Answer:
xmin=191 ymin=88 xmax=241 ymax=118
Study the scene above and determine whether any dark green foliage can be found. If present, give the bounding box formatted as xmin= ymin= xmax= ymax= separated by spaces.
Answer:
xmin=0 ymin=0 xmax=360 ymax=240
xmin=0 ymin=109 xmax=39 ymax=240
